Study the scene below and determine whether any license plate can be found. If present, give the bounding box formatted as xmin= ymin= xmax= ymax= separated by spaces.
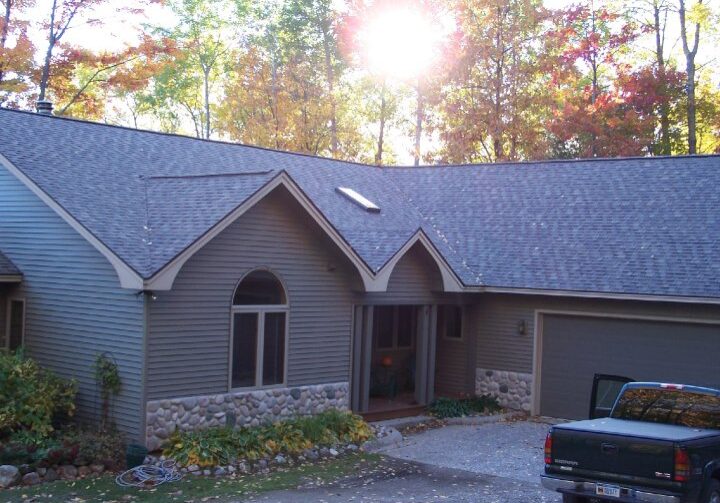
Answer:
xmin=596 ymin=483 xmax=621 ymax=498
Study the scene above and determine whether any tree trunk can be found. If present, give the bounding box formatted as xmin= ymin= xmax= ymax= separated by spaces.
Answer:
xmin=375 ymin=82 xmax=386 ymax=166
xmin=39 ymin=0 xmax=59 ymax=102
xmin=203 ymin=66 xmax=211 ymax=139
xmin=653 ymin=1 xmax=671 ymax=155
xmin=270 ymin=54 xmax=280 ymax=149
xmin=321 ymin=25 xmax=338 ymax=157
xmin=413 ymin=82 xmax=423 ymax=166
xmin=678 ymin=0 xmax=701 ymax=154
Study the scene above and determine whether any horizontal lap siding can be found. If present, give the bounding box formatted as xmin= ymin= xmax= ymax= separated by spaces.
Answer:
xmin=0 ymin=290 xmax=6 ymax=346
xmin=474 ymin=294 xmax=720 ymax=375
xmin=362 ymin=243 xmax=444 ymax=305
xmin=147 ymin=188 xmax=358 ymax=399
xmin=0 ymin=167 xmax=144 ymax=439
xmin=435 ymin=308 xmax=475 ymax=396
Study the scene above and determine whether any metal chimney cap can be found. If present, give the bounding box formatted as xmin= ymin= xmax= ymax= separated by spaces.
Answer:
xmin=36 ymin=100 xmax=54 ymax=115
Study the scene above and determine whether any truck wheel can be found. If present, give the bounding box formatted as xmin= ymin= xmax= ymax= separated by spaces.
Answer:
xmin=704 ymin=480 xmax=720 ymax=503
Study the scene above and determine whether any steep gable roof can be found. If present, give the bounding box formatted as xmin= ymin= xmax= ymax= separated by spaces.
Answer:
xmin=0 ymin=108 xmax=718 ymax=300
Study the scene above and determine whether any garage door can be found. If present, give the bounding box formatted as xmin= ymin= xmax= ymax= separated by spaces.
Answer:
xmin=539 ymin=314 xmax=720 ymax=419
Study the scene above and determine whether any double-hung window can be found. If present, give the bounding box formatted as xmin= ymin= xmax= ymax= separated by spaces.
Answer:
xmin=230 ymin=270 xmax=288 ymax=389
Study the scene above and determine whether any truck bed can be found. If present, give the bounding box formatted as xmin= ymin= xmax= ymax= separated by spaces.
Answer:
xmin=555 ymin=418 xmax=720 ymax=442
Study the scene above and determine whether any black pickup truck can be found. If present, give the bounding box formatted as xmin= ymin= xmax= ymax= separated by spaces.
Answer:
xmin=541 ymin=376 xmax=720 ymax=503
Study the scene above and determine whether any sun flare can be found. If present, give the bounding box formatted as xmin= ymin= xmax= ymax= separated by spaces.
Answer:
xmin=360 ymin=7 xmax=447 ymax=81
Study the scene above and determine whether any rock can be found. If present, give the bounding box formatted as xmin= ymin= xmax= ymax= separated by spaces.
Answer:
xmin=227 ymin=465 xmax=236 ymax=474
xmin=58 ymin=464 xmax=78 ymax=480
xmin=319 ymin=447 xmax=330 ymax=458
xmin=274 ymin=454 xmax=286 ymax=465
xmin=22 ymin=472 xmax=41 ymax=486
xmin=329 ymin=448 xmax=339 ymax=457
xmin=37 ymin=467 xmax=47 ymax=477
xmin=90 ymin=464 xmax=105 ymax=474
xmin=182 ymin=397 xmax=197 ymax=409
xmin=0 ymin=465 xmax=21 ymax=488
xmin=347 ymin=444 xmax=359 ymax=452
xmin=202 ymin=469 xmax=211 ymax=476
xmin=214 ymin=467 xmax=227 ymax=476
xmin=78 ymin=466 xmax=92 ymax=478
xmin=305 ymin=449 xmax=319 ymax=461
xmin=257 ymin=459 xmax=268 ymax=470
xmin=43 ymin=468 xmax=58 ymax=482
xmin=187 ymin=464 xmax=200 ymax=473
xmin=236 ymin=461 xmax=249 ymax=474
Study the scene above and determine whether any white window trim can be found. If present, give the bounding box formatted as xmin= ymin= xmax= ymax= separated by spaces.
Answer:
xmin=228 ymin=269 xmax=290 ymax=391
xmin=5 ymin=297 xmax=26 ymax=350
xmin=439 ymin=305 xmax=464 ymax=342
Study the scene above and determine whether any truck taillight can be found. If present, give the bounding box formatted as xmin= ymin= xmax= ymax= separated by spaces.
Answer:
xmin=674 ymin=447 xmax=691 ymax=482
xmin=544 ymin=431 xmax=553 ymax=464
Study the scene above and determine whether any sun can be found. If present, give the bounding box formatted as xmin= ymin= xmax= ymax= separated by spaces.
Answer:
xmin=359 ymin=7 xmax=447 ymax=81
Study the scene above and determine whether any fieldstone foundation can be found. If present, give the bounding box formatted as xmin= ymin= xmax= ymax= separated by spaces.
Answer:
xmin=475 ymin=368 xmax=532 ymax=412
xmin=145 ymin=382 xmax=349 ymax=451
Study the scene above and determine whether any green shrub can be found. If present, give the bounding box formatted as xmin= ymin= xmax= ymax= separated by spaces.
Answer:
xmin=428 ymin=395 xmax=501 ymax=418
xmin=164 ymin=410 xmax=373 ymax=468
xmin=0 ymin=350 xmax=77 ymax=438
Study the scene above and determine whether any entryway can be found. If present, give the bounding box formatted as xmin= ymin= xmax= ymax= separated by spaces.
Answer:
xmin=351 ymin=304 xmax=438 ymax=420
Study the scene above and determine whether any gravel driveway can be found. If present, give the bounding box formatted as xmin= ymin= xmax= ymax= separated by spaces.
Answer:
xmin=242 ymin=419 xmax=562 ymax=502
xmin=380 ymin=419 xmax=551 ymax=483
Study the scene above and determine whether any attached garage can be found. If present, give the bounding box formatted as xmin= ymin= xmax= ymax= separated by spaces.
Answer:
xmin=536 ymin=313 xmax=720 ymax=419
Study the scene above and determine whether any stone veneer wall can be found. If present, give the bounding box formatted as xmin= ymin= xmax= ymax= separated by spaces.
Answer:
xmin=146 ymin=382 xmax=349 ymax=451
xmin=475 ymin=368 xmax=532 ymax=412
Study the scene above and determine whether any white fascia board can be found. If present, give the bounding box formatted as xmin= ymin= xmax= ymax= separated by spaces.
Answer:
xmin=0 ymin=275 xmax=23 ymax=283
xmin=0 ymin=153 xmax=144 ymax=289
xmin=145 ymin=172 xmax=378 ymax=291
xmin=370 ymin=230 xmax=465 ymax=293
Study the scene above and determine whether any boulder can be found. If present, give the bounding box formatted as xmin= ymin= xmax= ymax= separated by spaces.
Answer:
xmin=77 ymin=465 xmax=92 ymax=478
xmin=58 ymin=464 xmax=78 ymax=480
xmin=0 ymin=465 xmax=20 ymax=489
xmin=22 ymin=472 xmax=41 ymax=486
xmin=43 ymin=468 xmax=58 ymax=482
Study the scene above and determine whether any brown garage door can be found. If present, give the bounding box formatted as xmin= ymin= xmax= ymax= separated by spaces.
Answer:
xmin=539 ymin=314 xmax=720 ymax=419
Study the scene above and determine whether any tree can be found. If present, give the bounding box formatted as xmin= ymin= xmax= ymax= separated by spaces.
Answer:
xmin=37 ymin=0 xmax=105 ymax=102
xmin=0 ymin=0 xmax=35 ymax=104
xmin=431 ymin=0 xmax=550 ymax=163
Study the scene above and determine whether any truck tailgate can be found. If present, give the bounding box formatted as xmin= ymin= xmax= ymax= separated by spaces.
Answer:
xmin=552 ymin=427 xmax=675 ymax=480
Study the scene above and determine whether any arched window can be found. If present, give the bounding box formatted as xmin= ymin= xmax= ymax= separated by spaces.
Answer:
xmin=230 ymin=270 xmax=288 ymax=389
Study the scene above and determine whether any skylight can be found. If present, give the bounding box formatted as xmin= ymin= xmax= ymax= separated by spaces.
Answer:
xmin=336 ymin=187 xmax=381 ymax=213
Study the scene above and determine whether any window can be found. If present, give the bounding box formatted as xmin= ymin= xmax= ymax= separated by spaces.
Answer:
xmin=437 ymin=305 xmax=462 ymax=340
xmin=373 ymin=305 xmax=417 ymax=350
xmin=230 ymin=271 xmax=288 ymax=389
xmin=6 ymin=299 xmax=25 ymax=351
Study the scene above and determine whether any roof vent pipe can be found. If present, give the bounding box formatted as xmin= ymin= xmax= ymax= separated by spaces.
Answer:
xmin=36 ymin=100 xmax=54 ymax=115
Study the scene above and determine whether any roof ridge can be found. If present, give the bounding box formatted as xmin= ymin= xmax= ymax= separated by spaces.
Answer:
xmin=5 ymin=107 xmax=716 ymax=171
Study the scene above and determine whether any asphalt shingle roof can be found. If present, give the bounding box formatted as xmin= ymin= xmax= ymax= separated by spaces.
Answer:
xmin=1 ymin=108 xmax=718 ymax=299
xmin=0 ymin=250 xmax=21 ymax=277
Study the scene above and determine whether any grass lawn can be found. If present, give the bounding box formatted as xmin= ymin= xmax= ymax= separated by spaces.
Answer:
xmin=1 ymin=453 xmax=382 ymax=503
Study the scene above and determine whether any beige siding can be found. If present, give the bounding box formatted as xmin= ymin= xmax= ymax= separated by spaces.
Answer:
xmin=473 ymin=294 xmax=720 ymax=375
xmin=147 ymin=187 xmax=360 ymax=400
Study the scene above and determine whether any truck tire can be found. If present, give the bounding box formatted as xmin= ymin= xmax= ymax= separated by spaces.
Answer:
xmin=704 ymin=479 xmax=720 ymax=503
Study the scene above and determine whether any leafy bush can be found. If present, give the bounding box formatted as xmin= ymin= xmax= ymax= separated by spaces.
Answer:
xmin=0 ymin=350 xmax=77 ymax=438
xmin=0 ymin=426 xmax=124 ymax=468
xmin=428 ymin=395 xmax=501 ymax=418
xmin=164 ymin=410 xmax=373 ymax=468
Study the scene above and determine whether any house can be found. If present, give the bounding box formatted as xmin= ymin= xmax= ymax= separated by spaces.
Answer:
xmin=1 ymin=107 xmax=719 ymax=449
